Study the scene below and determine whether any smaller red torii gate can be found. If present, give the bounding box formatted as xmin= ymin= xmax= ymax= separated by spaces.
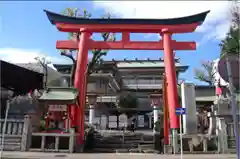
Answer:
xmin=45 ymin=10 xmax=209 ymax=151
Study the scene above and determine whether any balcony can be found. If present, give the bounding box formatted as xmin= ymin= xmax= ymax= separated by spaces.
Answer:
xmin=122 ymin=79 xmax=162 ymax=90
xmin=62 ymin=73 xmax=120 ymax=94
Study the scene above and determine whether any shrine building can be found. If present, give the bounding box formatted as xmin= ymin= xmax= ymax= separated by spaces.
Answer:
xmin=53 ymin=58 xmax=215 ymax=130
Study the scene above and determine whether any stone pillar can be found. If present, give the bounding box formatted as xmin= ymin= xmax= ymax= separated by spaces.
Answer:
xmin=153 ymin=105 xmax=159 ymax=133
xmin=21 ymin=115 xmax=32 ymax=151
xmin=89 ymin=105 xmax=95 ymax=124
xmin=148 ymin=114 xmax=152 ymax=129
xmin=87 ymin=93 xmax=98 ymax=126
xmin=216 ymin=117 xmax=228 ymax=153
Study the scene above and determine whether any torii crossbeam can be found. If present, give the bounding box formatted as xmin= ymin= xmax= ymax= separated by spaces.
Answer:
xmin=44 ymin=9 xmax=209 ymax=152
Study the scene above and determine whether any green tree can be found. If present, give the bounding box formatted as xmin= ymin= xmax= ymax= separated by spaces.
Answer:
xmin=60 ymin=8 xmax=116 ymax=86
xmin=117 ymin=92 xmax=138 ymax=117
xmin=194 ymin=60 xmax=214 ymax=85
xmin=219 ymin=2 xmax=240 ymax=57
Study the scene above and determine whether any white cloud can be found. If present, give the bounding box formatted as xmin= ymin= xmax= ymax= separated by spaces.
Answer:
xmin=93 ymin=1 xmax=233 ymax=42
xmin=0 ymin=48 xmax=71 ymax=65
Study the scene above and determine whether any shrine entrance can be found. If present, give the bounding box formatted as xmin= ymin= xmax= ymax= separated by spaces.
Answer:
xmin=45 ymin=10 xmax=210 ymax=152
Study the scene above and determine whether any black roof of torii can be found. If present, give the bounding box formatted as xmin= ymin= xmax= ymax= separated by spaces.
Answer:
xmin=44 ymin=9 xmax=210 ymax=26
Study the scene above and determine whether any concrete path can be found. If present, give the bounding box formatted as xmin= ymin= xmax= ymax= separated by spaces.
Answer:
xmin=1 ymin=151 xmax=236 ymax=159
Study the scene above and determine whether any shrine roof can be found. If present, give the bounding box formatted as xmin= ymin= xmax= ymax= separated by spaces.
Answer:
xmin=0 ymin=60 xmax=43 ymax=95
xmin=44 ymin=10 xmax=210 ymax=26
xmin=116 ymin=61 xmax=188 ymax=69
xmin=54 ymin=58 xmax=188 ymax=73
xmin=38 ymin=87 xmax=79 ymax=104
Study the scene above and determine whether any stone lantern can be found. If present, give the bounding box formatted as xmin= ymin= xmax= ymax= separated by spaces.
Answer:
xmin=149 ymin=92 xmax=162 ymax=132
xmin=87 ymin=92 xmax=98 ymax=124
xmin=149 ymin=92 xmax=162 ymax=151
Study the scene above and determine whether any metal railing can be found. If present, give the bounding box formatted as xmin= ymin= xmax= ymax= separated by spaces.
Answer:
xmin=123 ymin=79 xmax=162 ymax=85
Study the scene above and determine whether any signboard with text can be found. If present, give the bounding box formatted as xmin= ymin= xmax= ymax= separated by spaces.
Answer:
xmin=48 ymin=105 xmax=67 ymax=112
xmin=119 ymin=114 xmax=128 ymax=127
xmin=138 ymin=115 xmax=145 ymax=127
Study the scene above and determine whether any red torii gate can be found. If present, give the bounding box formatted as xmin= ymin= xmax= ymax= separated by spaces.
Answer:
xmin=45 ymin=10 xmax=209 ymax=150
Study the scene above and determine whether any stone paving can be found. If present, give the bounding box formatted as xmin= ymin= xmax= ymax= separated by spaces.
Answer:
xmin=1 ymin=151 xmax=237 ymax=159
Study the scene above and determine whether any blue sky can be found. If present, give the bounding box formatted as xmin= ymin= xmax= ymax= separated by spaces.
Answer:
xmin=0 ymin=1 xmax=231 ymax=84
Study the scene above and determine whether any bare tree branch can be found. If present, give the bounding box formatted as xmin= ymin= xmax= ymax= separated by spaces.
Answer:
xmin=60 ymin=8 xmax=116 ymax=87
xmin=194 ymin=60 xmax=214 ymax=85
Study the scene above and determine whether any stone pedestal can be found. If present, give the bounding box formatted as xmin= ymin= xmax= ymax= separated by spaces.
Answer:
xmin=164 ymin=145 xmax=173 ymax=154
xmin=172 ymin=129 xmax=179 ymax=154
xmin=75 ymin=144 xmax=84 ymax=153
xmin=154 ymin=133 xmax=161 ymax=151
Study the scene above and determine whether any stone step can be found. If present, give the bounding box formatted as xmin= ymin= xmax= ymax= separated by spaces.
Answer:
xmin=123 ymin=137 xmax=142 ymax=140
xmin=124 ymin=140 xmax=144 ymax=144
xmin=91 ymin=148 xmax=118 ymax=153
xmin=96 ymin=140 xmax=122 ymax=144
xmin=96 ymin=138 xmax=143 ymax=144
xmin=129 ymin=148 xmax=142 ymax=153
xmin=92 ymin=148 xmax=131 ymax=153
xmin=0 ymin=140 xmax=21 ymax=144
xmin=115 ymin=148 xmax=129 ymax=153
xmin=95 ymin=143 xmax=138 ymax=149
xmin=91 ymin=147 xmax=160 ymax=154
xmin=0 ymin=145 xmax=21 ymax=151
xmin=95 ymin=136 xmax=142 ymax=143
xmin=138 ymin=144 xmax=154 ymax=149
xmin=95 ymin=135 xmax=142 ymax=139
xmin=95 ymin=138 xmax=122 ymax=143
xmin=139 ymin=140 xmax=154 ymax=144
xmin=95 ymin=132 xmax=143 ymax=137
xmin=140 ymin=136 xmax=154 ymax=144
xmin=0 ymin=137 xmax=22 ymax=143
xmin=142 ymin=149 xmax=160 ymax=154
xmin=95 ymin=135 xmax=142 ymax=140
xmin=93 ymin=132 xmax=145 ymax=150
xmin=1 ymin=142 xmax=21 ymax=146
xmin=123 ymin=140 xmax=154 ymax=145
